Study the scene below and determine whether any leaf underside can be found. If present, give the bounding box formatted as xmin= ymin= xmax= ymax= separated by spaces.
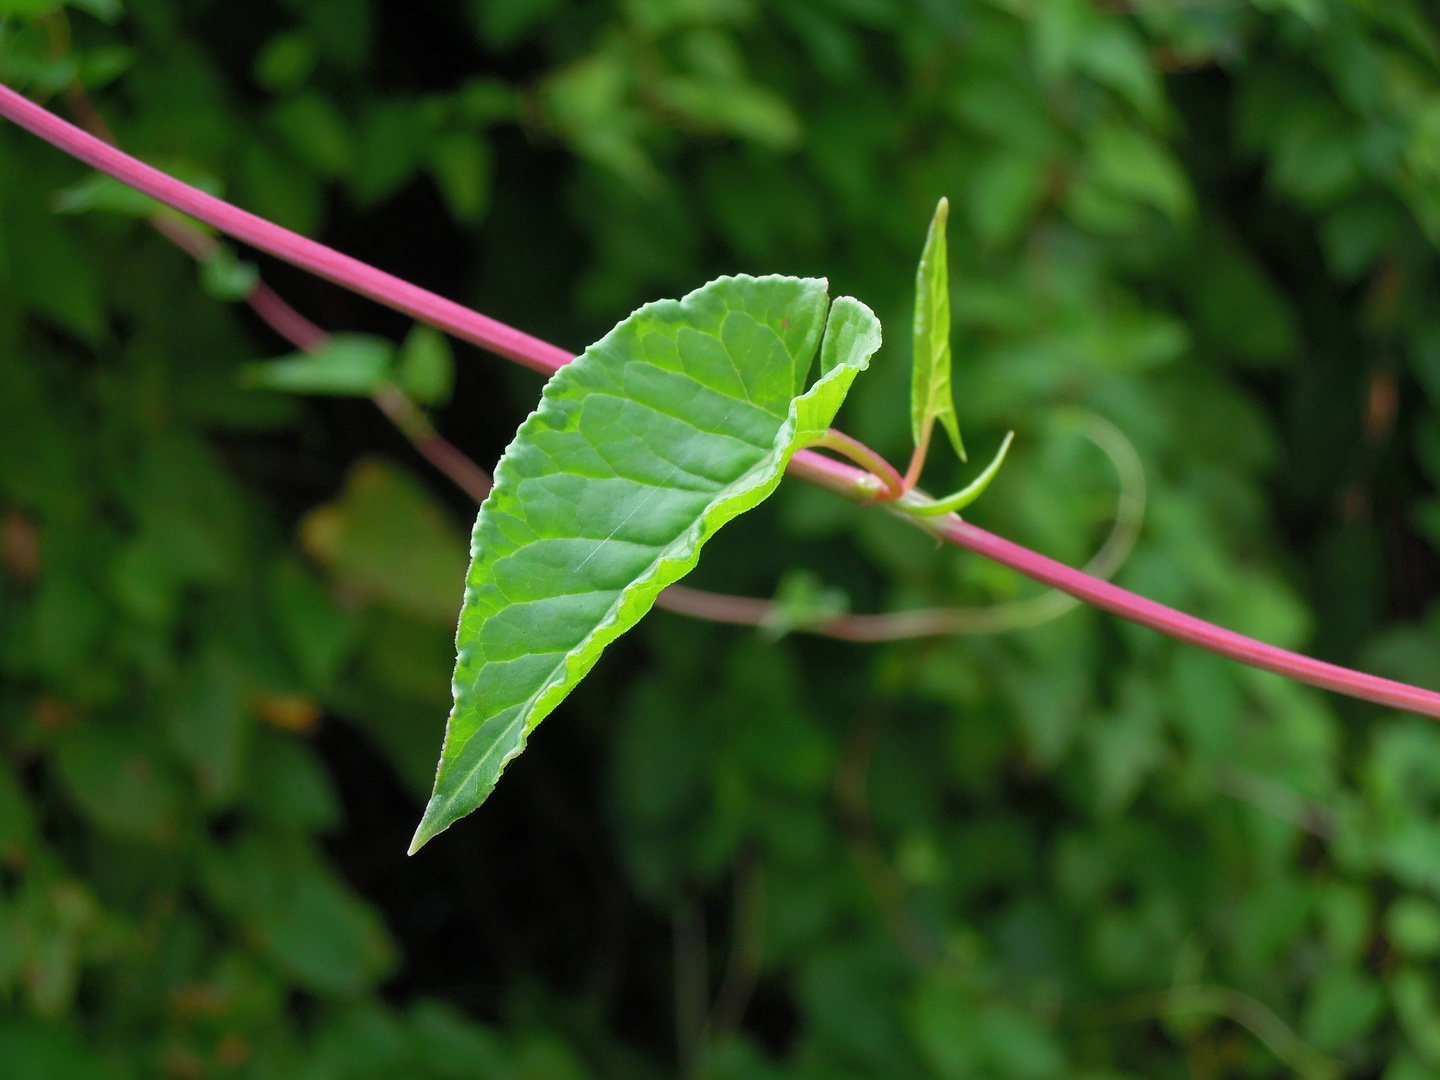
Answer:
xmin=410 ymin=275 xmax=881 ymax=851
xmin=912 ymin=197 xmax=964 ymax=460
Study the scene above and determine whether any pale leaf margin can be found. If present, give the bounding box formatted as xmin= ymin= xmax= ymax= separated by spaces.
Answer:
xmin=410 ymin=276 xmax=881 ymax=852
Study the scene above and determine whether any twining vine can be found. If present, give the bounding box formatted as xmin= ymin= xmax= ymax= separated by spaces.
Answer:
xmin=4 ymin=81 xmax=1440 ymax=853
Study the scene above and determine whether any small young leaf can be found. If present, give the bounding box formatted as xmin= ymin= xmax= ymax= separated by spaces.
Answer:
xmin=75 ymin=45 xmax=134 ymax=89
xmin=397 ymin=324 xmax=455 ymax=405
xmin=760 ymin=570 xmax=849 ymax=640
xmin=904 ymin=431 xmax=1014 ymax=517
xmin=911 ymin=197 xmax=964 ymax=461
xmin=253 ymin=31 xmax=317 ymax=94
xmin=243 ymin=334 xmax=394 ymax=396
xmin=200 ymin=244 xmax=260 ymax=302
xmin=66 ymin=0 xmax=123 ymax=23
xmin=53 ymin=165 xmax=223 ymax=218
xmin=410 ymin=275 xmax=881 ymax=851
xmin=53 ymin=173 xmax=161 ymax=218
xmin=427 ymin=131 xmax=491 ymax=223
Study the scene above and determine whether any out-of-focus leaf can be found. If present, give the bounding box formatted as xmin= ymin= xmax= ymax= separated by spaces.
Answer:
xmin=455 ymin=77 xmax=518 ymax=124
xmin=0 ymin=0 xmax=60 ymax=17
xmin=0 ymin=762 xmax=35 ymax=865
xmin=5 ymin=177 xmax=103 ymax=341
xmin=241 ymin=140 xmax=323 ymax=233
xmin=759 ymin=569 xmax=848 ymax=640
xmin=542 ymin=48 xmax=657 ymax=189
xmin=53 ymin=726 xmax=179 ymax=844
xmin=966 ymin=153 xmax=1047 ymax=247
xmin=0 ymin=1023 xmax=116 ymax=1080
xmin=470 ymin=0 xmax=560 ymax=46
xmin=203 ymin=836 xmax=395 ymax=996
xmin=75 ymin=45 xmax=132 ymax=88
xmin=912 ymin=973 xmax=1066 ymax=1080
xmin=253 ymin=31 xmax=317 ymax=93
xmin=243 ymin=334 xmax=393 ymax=396
xmin=1187 ymin=230 xmax=1297 ymax=366
xmin=1389 ymin=897 xmax=1440 ymax=958
xmin=1067 ymin=125 xmax=1193 ymax=231
xmin=427 ymin=131 xmax=490 ymax=223
xmin=396 ymin=324 xmax=454 ymax=405
xmin=270 ymin=91 xmax=354 ymax=178
xmin=269 ymin=557 xmax=354 ymax=689
xmin=166 ymin=649 xmax=253 ymax=804
xmin=410 ymin=277 xmax=880 ymax=851
xmin=653 ymin=75 xmax=800 ymax=147
xmin=199 ymin=244 xmax=259 ymax=302
xmin=300 ymin=458 xmax=469 ymax=625
xmin=65 ymin=0 xmax=121 ymax=20
xmin=51 ymin=175 xmax=155 ymax=218
xmin=293 ymin=0 xmax=374 ymax=71
xmin=245 ymin=729 xmax=342 ymax=831
xmin=53 ymin=164 xmax=222 ymax=218
xmin=353 ymin=100 xmax=422 ymax=205
xmin=407 ymin=1000 xmax=510 ymax=1078
xmin=911 ymin=197 xmax=963 ymax=461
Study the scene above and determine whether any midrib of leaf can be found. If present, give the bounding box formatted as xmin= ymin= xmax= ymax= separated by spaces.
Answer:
xmin=410 ymin=276 xmax=881 ymax=851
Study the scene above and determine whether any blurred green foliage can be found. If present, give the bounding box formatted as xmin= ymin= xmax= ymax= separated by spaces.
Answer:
xmin=6 ymin=0 xmax=1440 ymax=1078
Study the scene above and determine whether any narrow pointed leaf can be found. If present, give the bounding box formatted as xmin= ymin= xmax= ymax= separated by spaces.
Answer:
xmin=904 ymin=431 xmax=1014 ymax=516
xmin=911 ymin=197 xmax=964 ymax=460
xmin=410 ymin=276 xmax=881 ymax=851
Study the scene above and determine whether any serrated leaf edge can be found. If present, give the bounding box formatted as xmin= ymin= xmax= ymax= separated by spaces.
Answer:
xmin=409 ymin=281 xmax=880 ymax=852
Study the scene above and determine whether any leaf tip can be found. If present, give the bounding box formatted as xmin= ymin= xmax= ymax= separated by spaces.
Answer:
xmin=407 ymin=815 xmax=440 ymax=856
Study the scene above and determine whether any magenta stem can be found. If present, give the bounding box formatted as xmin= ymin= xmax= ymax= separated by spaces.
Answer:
xmin=0 ymin=83 xmax=571 ymax=375
xmin=6 ymin=85 xmax=1439 ymax=720
xmin=935 ymin=518 xmax=1440 ymax=719
xmin=806 ymin=429 xmax=905 ymax=499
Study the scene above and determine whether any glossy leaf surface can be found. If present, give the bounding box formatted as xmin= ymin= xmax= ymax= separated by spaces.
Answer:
xmin=410 ymin=276 xmax=880 ymax=850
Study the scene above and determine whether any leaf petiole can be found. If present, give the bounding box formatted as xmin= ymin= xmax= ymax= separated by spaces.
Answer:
xmin=901 ymin=422 xmax=931 ymax=491
xmin=899 ymin=431 xmax=1013 ymax=517
xmin=804 ymin=429 xmax=905 ymax=500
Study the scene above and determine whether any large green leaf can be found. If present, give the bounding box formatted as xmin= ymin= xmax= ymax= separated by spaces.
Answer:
xmin=911 ymin=197 xmax=964 ymax=461
xmin=410 ymin=275 xmax=880 ymax=851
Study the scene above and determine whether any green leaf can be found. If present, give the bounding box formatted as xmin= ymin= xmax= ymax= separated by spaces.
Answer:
xmin=397 ymin=324 xmax=454 ymax=405
xmin=253 ymin=31 xmax=317 ymax=94
xmin=270 ymin=91 xmax=354 ymax=179
xmin=242 ymin=334 xmax=394 ymax=396
xmin=0 ymin=0 xmax=60 ymax=17
xmin=54 ymin=726 xmax=179 ymax=844
xmin=300 ymin=459 xmax=470 ymax=625
xmin=911 ymin=197 xmax=964 ymax=461
xmin=904 ymin=431 xmax=1013 ymax=517
xmin=66 ymin=0 xmax=122 ymax=21
xmin=53 ymin=164 xmax=222 ymax=218
xmin=199 ymin=244 xmax=259 ymax=302
xmin=75 ymin=45 xmax=133 ymax=89
xmin=470 ymin=0 xmax=561 ymax=46
xmin=760 ymin=569 xmax=849 ymax=640
xmin=427 ymin=131 xmax=491 ymax=223
xmin=410 ymin=275 xmax=880 ymax=851
xmin=202 ymin=836 xmax=395 ymax=995
xmin=1388 ymin=897 xmax=1440 ymax=958
xmin=52 ymin=173 xmax=161 ymax=218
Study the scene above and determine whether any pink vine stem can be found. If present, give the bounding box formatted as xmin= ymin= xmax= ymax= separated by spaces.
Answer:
xmin=0 ymin=84 xmax=570 ymax=375
xmin=5 ymin=83 xmax=1440 ymax=721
